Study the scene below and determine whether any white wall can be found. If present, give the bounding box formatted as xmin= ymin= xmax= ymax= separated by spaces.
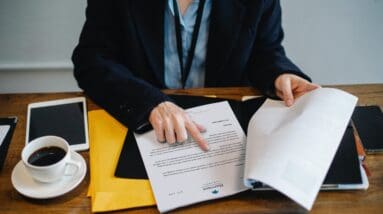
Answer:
xmin=281 ymin=0 xmax=383 ymax=85
xmin=0 ymin=0 xmax=382 ymax=93
xmin=0 ymin=0 xmax=85 ymax=93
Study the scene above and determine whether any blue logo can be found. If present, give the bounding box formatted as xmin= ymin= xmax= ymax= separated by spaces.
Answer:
xmin=212 ymin=189 xmax=219 ymax=194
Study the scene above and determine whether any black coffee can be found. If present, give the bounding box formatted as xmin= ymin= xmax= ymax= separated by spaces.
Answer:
xmin=28 ymin=146 xmax=66 ymax=166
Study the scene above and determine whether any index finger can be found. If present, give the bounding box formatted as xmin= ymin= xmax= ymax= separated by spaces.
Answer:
xmin=281 ymin=77 xmax=294 ymax=106
xmin=185 ymin=120 xmax=209 ymax=151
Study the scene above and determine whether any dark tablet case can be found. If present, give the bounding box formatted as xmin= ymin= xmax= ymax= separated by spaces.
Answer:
xmin=352 ymin=106 xmax=383 ymax=152
xmin=0 ymin=117 xmax=17 ymax=171
xmin=115 ymin=95 xmax=362 ymax=186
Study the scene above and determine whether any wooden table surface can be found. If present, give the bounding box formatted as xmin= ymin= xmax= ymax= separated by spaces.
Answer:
xmin=0 ymin=84 xmax=382 ymax=214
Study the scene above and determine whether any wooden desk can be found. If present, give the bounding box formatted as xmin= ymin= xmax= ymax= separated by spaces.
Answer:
xmin=0 ymin=84 xmax=382 ymax=214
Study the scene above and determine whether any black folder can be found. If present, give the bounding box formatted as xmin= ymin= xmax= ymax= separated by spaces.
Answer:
xmin=115 ymin=95 xmax=362 ymax=186
xmin=0 ymin=117 xmax=17 ymax=171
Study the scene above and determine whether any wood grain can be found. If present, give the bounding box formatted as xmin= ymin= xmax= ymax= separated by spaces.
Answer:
xmin=0 ymin=84 xmax=382 ymax=214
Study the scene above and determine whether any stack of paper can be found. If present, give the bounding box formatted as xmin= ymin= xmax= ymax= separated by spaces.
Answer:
xmin=87 ymin=110 xmax=155 ymax=212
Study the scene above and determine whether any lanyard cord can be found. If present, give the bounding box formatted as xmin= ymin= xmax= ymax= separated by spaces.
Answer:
xmin=172 ymin=0 xmax=206 ymax=88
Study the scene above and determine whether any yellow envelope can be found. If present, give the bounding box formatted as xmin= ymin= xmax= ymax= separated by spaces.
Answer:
xmin=88 ymin=110 xmax=156 ymax=212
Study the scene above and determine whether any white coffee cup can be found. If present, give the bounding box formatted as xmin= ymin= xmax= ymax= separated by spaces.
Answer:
xmin=22 ymin=136 xmax=81 ymax=183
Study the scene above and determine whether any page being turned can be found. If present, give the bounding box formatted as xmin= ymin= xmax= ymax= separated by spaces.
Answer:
xmin=244 ymin=88 xmax=357 ymax=210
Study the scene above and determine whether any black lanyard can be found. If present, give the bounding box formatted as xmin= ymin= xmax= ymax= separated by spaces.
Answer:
xmin=172 ymin=0 xmax=206 ymax=88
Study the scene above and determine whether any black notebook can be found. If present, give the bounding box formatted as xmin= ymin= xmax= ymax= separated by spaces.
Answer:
xmin=0 ymin=117 xmax=17 ymax=171
xmin=115 ymin=95 xmax=362 ymax=186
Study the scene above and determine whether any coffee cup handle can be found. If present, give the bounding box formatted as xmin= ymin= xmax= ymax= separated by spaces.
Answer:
xmin=64 ymin=160 xmax=81 ymax=176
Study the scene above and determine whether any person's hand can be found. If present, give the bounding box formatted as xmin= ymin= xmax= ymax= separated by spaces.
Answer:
xmin=149 ymin=101 xmax=209 ymax=151
xmin=274 ymin=74 xmax=320 ymax=107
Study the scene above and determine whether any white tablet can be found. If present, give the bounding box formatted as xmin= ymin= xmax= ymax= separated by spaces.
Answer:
xmin=26 ymin=97 xmax=89 ymax=151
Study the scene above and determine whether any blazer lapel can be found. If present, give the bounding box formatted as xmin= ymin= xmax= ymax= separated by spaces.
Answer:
xmin=205 ymin=0 xmax=246 ymax=86
xmin=130 ymin=0 xmax=166 ymax=87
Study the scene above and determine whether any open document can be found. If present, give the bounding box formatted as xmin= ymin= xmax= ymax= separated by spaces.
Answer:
xmin=244 ymin=88 xmax=358 ymax=209
xmin=134 ymin=88 xmax=360 ymax=212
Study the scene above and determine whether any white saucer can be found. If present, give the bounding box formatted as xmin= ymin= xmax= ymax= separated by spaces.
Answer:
xmin=11 ymin=151 xmax=87 ymax=199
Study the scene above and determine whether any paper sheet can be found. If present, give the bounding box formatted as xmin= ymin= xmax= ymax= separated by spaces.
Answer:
xmin=0 ymin=125 xmax=10 ymax=147
xmin=244 ymin=88 xmax=358 ymax=210
xmin=87 ymin=110 xmax=156 ymax=212
xmin=135 ymin=101 xmax=249 ymax=213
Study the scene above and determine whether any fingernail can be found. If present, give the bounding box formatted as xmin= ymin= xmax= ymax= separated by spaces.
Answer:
xmin=200 ymin=128 xmax=207 ymax=133
xmin=287 ymin=99 xmax=293 ymax=106
xmin=177 ymin=140 xmax=186 ymax=145
xmin=167 ymin=140 xmax=176 ymax=145
xmin=204 ymin=144 xmax=210 ymax=151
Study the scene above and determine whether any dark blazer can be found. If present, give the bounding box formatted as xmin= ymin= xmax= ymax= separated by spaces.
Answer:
xmin=72 ymin=0 xmax=310 ymax=130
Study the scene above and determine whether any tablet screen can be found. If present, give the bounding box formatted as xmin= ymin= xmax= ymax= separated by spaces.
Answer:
xmin=28 ymin=102 xmax=86 ymax=145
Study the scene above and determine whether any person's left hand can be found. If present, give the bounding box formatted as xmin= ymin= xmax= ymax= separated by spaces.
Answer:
xmin=274 ymin=73 xmax=320 ymax=107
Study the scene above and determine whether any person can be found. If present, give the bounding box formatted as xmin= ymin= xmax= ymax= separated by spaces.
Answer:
xmin=72 ymin=0 xmax=319 ymax=151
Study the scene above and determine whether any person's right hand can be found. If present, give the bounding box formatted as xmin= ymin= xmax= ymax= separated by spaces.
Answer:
xmin=149 ymin=101 xmax=209 ymax=151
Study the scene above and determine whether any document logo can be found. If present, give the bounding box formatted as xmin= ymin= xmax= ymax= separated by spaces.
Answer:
xmin=202 ymin=181 xmax=223 ymax=195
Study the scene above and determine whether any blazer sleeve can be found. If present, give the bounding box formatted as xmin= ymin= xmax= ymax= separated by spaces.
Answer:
xmin=72 ymin=0 xmax=171 ymax=130
xmin=247 ymin=0 xmax=311 ymax=97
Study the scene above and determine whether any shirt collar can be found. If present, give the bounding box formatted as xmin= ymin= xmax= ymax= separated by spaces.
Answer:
xmin=168 ymin=0 xmax=200 ymax=26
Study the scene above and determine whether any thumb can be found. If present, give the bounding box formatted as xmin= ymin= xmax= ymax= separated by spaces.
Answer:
xmin=306 ymin=83 xmax=321 ymax=91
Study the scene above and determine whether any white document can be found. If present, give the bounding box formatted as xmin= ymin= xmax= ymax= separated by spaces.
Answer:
xmin=135 ymin=87 xmax=358 ymax=212
xmin=244 ymin=88 xmax=358 ymax=210
xmin=0 ymin=125 xmax=11 ymax=147
xmin=135 ymin=101 xmax=249 ymax=213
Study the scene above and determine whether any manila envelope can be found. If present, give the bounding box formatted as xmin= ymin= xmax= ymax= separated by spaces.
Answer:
xmin=88 ymin=110 xmax=155 ymax=212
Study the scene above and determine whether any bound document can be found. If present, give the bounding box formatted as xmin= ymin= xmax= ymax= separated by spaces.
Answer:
xmin=133 ymin=88 xmax=367 ymax=212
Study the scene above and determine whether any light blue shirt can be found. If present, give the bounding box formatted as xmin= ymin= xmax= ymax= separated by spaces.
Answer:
xmin=164 ymin=0 xmax=212 ymax=89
